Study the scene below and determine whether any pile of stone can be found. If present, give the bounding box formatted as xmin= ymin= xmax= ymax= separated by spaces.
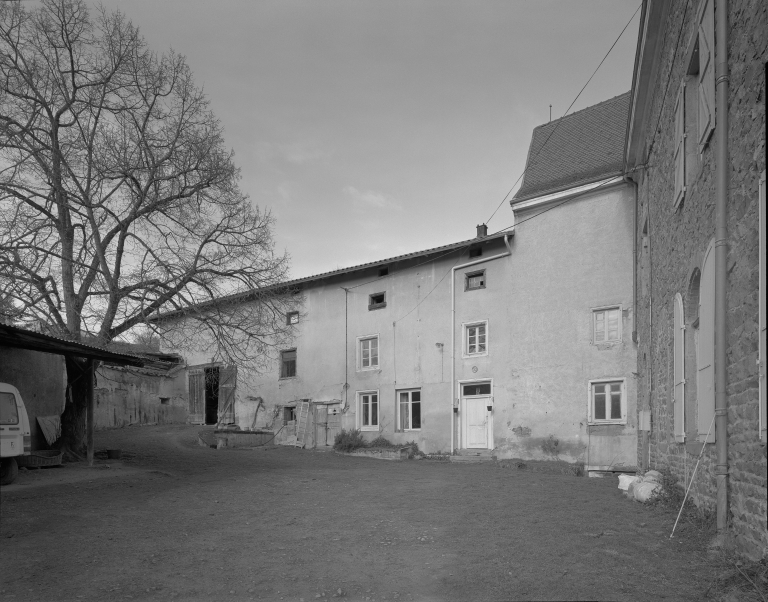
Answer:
xmin=618 ymin=470 xmax=663 ymax=503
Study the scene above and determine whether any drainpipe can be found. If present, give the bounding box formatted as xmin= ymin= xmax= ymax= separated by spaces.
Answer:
xmin=624 ymin=174 xmax=639 ymax=343
xmin=714 ymin=0 xmax=729 ymax=534
xmin=450 ymin=228 xmax=513 ymax=454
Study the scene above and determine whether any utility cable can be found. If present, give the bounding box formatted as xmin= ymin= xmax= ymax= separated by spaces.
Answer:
xmin=485 ymin=2 xmax=642 ymax=226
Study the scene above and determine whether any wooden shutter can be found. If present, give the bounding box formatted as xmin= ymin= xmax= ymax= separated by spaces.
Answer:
xmin=674 ymin=82 xmax=686 ymax=208
xmin=188 ymin=369 xmax=205 ymax=424
xmin=697 ymin=0 xmax=715 ymax=151
xmin=218 ymin=365 xmax=237 ymax=425
xmin=759 ymin=172 xmax=766 ymax=442
xmin=698 ymin=241 xmax=716 ymax=442
xmin=673 ymin=293 xmax=686 ymax=442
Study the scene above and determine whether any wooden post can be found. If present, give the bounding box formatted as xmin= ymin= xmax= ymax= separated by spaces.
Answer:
xmin=86 ymin=359 xmax=95 ymax=467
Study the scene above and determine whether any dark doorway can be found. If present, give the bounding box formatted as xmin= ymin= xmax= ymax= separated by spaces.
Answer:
xmin=204 ymin=367 xmax=220 ymax=425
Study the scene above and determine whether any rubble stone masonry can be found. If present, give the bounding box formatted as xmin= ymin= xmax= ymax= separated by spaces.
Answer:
xmin=634 ymin=0 xmax=766 ymax=559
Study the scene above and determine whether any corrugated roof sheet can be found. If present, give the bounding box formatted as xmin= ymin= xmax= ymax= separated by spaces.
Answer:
xmin=512 ymin=92 xmax=630 ymax=203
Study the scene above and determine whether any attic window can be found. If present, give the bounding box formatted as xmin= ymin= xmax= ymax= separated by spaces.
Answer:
xmin=378 ymin=267 xmax=389 ymax=277
xmin=368 ymin=292 xmax=386 ymax=310
xmin=465 ymin=270 xmax=486 ymax=291
xmin=286 ymin=311 xmax=299 ymax=325
xmin=469 ymin=247 xmax=482 ymax=258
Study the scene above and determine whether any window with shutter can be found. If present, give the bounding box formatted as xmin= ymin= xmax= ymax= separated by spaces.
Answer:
xmin=697 ymin=240 xmax=716 ymax=442
xmin=759 ymin=172 xmax=766 ymax=443
xmin=696 ymin=0 xmax=715 ymax=151
xmin=674 ymin=82 xmax=686 ymax=208
xmin=673 ymin=293 xmax=686 ymax=442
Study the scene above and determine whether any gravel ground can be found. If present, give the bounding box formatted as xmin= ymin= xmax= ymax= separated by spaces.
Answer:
xmin=0 ymin=424 xmax=722 ymax=601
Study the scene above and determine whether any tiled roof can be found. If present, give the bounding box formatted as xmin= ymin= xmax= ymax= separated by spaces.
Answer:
xmin=512 ymin=92 xmax=630 ymax=203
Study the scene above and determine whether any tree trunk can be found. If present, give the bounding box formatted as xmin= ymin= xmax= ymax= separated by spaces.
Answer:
xmin=56 ymin=356 xmax=93 ymax=460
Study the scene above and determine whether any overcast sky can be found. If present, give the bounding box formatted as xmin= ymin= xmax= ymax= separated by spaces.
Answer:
xmin=96 ymin=0 xmax=640 ymax=279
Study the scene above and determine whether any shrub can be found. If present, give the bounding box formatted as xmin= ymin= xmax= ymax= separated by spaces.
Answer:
xmin=333 ymin=429 xmax=366 ymax=452
xmin=368 ymin=436 xmax=396 ymax=449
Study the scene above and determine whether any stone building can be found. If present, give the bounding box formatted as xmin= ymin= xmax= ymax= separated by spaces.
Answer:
xmin=625 ymin=0 xmax=766 ymax=558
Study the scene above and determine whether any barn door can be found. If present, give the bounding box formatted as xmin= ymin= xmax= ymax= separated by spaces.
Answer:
xmin=218 ymin=365 xmax=237 ymax=425
xmin=188 ymin=369 xmax=205 ymax=424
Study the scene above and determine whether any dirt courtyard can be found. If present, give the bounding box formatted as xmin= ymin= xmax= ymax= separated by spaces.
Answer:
xmin=0 ymin=425 xmax=721 ymax=601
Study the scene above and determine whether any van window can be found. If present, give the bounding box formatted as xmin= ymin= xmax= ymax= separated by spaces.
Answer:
xmin=0 ymin=392 xmax=19 ymax=424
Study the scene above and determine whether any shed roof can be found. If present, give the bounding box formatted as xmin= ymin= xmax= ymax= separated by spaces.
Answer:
xmin=0 ymin=324 xmax=145 ymax=366
xmin=511 ymin=92 xmax=630 ymax=204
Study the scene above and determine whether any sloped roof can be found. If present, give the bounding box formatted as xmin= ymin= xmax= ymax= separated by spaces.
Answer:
xmin=151 ymin=230 xmax=511 ymax=322
xmin=512 ymin=92 xmax=630 ymax=204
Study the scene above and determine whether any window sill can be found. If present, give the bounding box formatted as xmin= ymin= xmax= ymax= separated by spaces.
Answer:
xmin=279 ymin=376 xmax=297 ymax=381
xmin=357 ymin=367 xmax=381 ymax=373
xmin=360 ymin=426 xmax=379 ymax=432
xmin=587 ymin=420 xmax=627 ymax=427
xmin=465 ymin=286 xmax=486 ymax=292
xmin=368 ymin=303 xmax=387 ymax=311
xmin=462 ymin=352 xmax=488 ymax=359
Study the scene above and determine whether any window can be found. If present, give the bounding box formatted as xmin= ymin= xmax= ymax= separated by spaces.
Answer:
xmin=464 ymin=321 xmax=488 ymax=357
xmin=358 ymin=335 xmax=379 ymax=370
xmin=358 ymin=391 xmax=379 ymax=431
xmin=588 ymin=379 xmax=626 ymax=425
xmin=280 ymin=349 xmax=297 ymax=378
xmin=398 ymin=389 xmax=421 ymax=431
xmin=378 ymin=267 xmax=389 ymax=277
xmin=673 ymin=293 xmax=685 ymax=442
xmin=462 ymin=383 xmax=491 ymax=396
xmin=469 ymin=247 xmax=482 ymax=258
xmin=0 ymin=392 xmax=19 ymax=424
xmin=465 ymin=270 xmax=486 ymax=291
xmin=368 ymin=292 xmax=386 ymax=310
xmin=286 ymin=311 xmax=299 ymax=325
xmin=283 ymin=406 xmax=296 ymax=425
xmin=593 ymin=307 xmax=621 ymax=343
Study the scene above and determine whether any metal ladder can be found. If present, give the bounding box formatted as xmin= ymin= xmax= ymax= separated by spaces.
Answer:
xmin=295 ymin=400 xmax=310 ymax=448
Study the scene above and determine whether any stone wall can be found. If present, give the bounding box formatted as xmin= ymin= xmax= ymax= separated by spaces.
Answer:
xmin=94 ymin=365 xmax=187 ymax=428
xmin=634 ymin=0 xmax=767 ymax=559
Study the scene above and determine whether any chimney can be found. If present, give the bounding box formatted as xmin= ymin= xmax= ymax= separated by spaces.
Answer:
xmin=476 ymin=223 xmax=488 ymax=238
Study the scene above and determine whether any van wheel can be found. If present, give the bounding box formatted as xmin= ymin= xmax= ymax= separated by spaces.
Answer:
xmin=0 ymin=457 xmax=19 ymax=485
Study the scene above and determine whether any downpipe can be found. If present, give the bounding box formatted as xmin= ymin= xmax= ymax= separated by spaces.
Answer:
xmin=714 ymin=0 xmax=729 ymax=534
xmin=450 ymin=227 xmax=513 ymax=454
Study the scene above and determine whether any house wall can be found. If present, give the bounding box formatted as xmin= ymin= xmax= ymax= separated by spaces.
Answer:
xmin=0 ymin=348 xmax=65 ymax=450
xmin=633 ymin=0 xmax=767 ymax=559
xmin=94 ymin=365 xmax=187 ymax=428
xmin=163 ymin=184 xmax=636 ymax=465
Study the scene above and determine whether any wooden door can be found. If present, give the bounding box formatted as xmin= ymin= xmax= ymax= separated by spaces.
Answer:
xmin=465 ymin=397 xmax=488 ymax=448
xmin=218 ymin=365 xmax=237 ymax=425
xmin=188 ymin=369 xmax=205 ymax=424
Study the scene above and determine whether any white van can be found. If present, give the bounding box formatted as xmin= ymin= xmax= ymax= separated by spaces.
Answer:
xmin=0 ymin=383 xmax=31 ymax=485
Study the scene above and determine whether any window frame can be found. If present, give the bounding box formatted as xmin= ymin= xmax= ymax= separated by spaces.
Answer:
xmin=464 ymin=269 xmax=486 ymax=291
xmin=397 ymin=388 xmax=422 ymax=432
xmin=279 ymin=348 xmax=297 ymax=379
xmin=592 ymin=306 xmax=622 ymax=344
xmin=357 ymin=334 xmax=380 ymax=371
xmin=368 ymin=292 xmax=386 ymax=310
xmin=358 ymin=390 xmax=379 ymax=431
xmin=587 ymin=378 xmax=627 ymax=425
xmin=286 ymin=311 xmax=299 ymax=325
xmin=462 ymin=320 xmax=489 ymax=358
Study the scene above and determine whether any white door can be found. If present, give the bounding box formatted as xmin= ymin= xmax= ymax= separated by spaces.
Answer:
xmin=465 ymin=397 xmax=488 ymax=448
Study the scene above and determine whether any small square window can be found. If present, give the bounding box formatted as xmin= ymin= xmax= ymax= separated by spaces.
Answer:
xmin=283 ymin=406 xmax=296 ymax=425
xmin=465 ymin=270 xmax=486 ymax=291
xmin=359 ymin=391 xmax=379 ymax=431
xmin=469 ymin=247 xmax=482 ymax=258
xmin=588 ymin=379 xmax=626 ymax=425
xmin=358 ymin=335 xmax=379 ymax=370
xmin=378 ymin=267 xmax=389 ymax=277
xmin=280 ymin=349 xmax=296 ymax=378
xmin=593 ymin=307 xmax=621 ymax=343
xmin=398 ymin=389 xmax=421 ymax=431
xmin=369 ymin=292 xmax=386 ymax=310
xmin=286 ymin=311 xmax=299 ymax=325
xmin=464 ymin=321 xmax=488 ymax=357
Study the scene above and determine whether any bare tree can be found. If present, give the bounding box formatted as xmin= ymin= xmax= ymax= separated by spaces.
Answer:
xmin=0 ymin=0 xmax=297 ymax=456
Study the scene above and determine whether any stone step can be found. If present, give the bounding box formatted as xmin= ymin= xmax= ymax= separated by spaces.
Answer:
xmin=449 ymin=455 xmax=494 ymax=463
